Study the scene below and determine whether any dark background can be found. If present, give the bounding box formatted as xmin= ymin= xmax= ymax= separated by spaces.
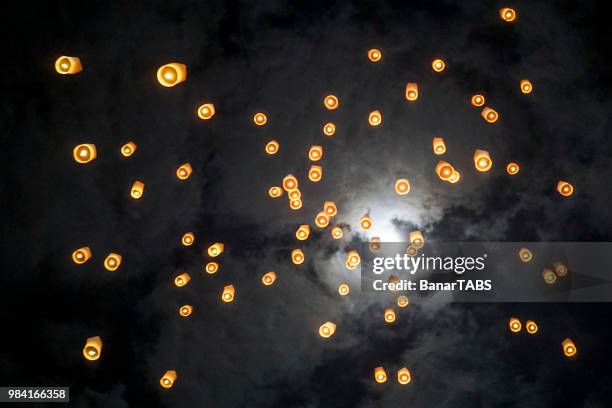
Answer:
xmin=1 ymin=1 xmax=612 ymax=407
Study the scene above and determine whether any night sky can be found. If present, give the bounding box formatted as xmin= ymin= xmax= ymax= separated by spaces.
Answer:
xmin=2 ymin=0 xmax=612 ymax=407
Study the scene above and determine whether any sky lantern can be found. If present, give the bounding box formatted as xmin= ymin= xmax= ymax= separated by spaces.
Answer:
xmin=360 ymin=215 xmax=372 ymax=231
xmin=181 ymin=232 xmax=195 ymax=246
xmin=506 ymin=162 xmax=520 ymax=175
xmin=387 ymin=275 xmax=399 ymax=289
xmin=130 ymin=181 xmax=145 ymax=199
xmin=562 ymin=338 xmax=577 ymax=357
xmin=268 ymin=186 xmax=283 ymax=198
xmin=509 ymin=317 xmax=522 ymax=332
xmin=395 ymin=178 xmax=411 ymax=195
xmin=473 ymin=150 xmax=493 ymax=172
xmin=179 ymin=305 xmax=193 ymax=317
xmin=397 ymin=295 xmax=410 ymax=308
xmin=296 ymin=224 xmax=311 ymax=241
xmin=431 ymin=58 xmax=446 ymax=72
xmin=174 ymin=273 xmax=191 ymax=287
xmin=557 ymin=181 xmax=574 ymax=197
xmin=55 ymin=56 xmax=83 ymax=74
xmin=82 ymin=336 xmax=102 ymax=361
xmin=338 ymin=283 xmax=350 ymax=296
xmin=384 ymin=308 xmax=396 ymax=323
xmin=410 ymin=230 xmax=425 ymax=248
xmin=369 ymin=236 xmax=381 ymax=252
xmin=156 ymin=63 xmax=187 ymax=87
xmin=291 ymin=249 xmax=305 ymax=265
xmin=323 ymin=122 xmax=336 ymax=136
xmin=405 ymin=83 xmax=419 ymax=101
xmin=197 ymin=103 xmax=215 ymax=120
xmin=103 ymin=253 xmax=122 ymax=271
xmin=308 ymin=165 xmax=323 ymax=182
xmin=542 ymin=268 xmax=557 ymax=284
xmin=222 ymin=284 xmax=235 ymax=302
xmin=72 ymin=247 xmax=92 ymax=264
xmin=525 ymin=320 xmax=538 ymax=334
xmin=346 ymin=250 xmax=361 ymax=269
xmin=207 ymin=243 xmax=224 ymax=257
xmin=553 ymin=261 xmax=568 ymax=277
xmin=318 ymin=322 xmax=336 ymax=338
xmin=283 ymin=174 xmax=299 ymax=191
xmin=500 ymin=7 xmax=517 ymax=22
xmin=323 ymin=94 xmax=339 ymax=110
xmin=265 ymin=140 xmax=280 ymax=155
xmin=368 ymin=110 xmax=382 ymax=126
xmin=205 ymin=262 xmax=219 ymax=274
xmin=432 ymin=137 xmax=446 ymax=155
xmin=405 ymin=245 xmax=418 ymax=256
xmin=481 ymin=107 xmax=499 ymax=123
xmin=368 ymin=48 xmax=382 ymax=62
xmin=315 ymin=212 xmax=330 ymax=228
xmin=323 ymin=201 xmax=338 ymax=217
xmin=397 ymin=367 xmax=412 ymax=385
xmin=160 ymin=371 xmax=177 ymax=389
xmin=308 ymin=145 xmax=323 ymax=161
xmin=374 ymin=367 xmax=387 ymax=383
xmin=518 ymin=248 xmax=533 ymax=262
xmin=435 ymin=160 xmax=454 ymax=180
xmin=471 ymin=94 xmax=485 ymax=107
xmin=520 ymin=79 xmax=533 ymax=94
xmin=261 ymin=271 xmax=277 ymax=286
xmin=73 ymin=144 xmax=97 ymax=164
xmin=176 ymin=163 xmax=193 ymax=180
xmin=331 ymin=226 xmax=343 ymax=239
xmin=253 ymin=112 xmax=267 ymax=126
xmin=121 ymin=141 xmax=137 ymax=157
xmin=288 ymin=189 xmax=301 ymax=201
xmin=448 ymin=170 xmax=461 ymax=184
xmin=289 ymin=199 xmax=303 ymax=210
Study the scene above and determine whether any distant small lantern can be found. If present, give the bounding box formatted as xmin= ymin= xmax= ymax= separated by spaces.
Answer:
xmin=324 ymin=94 xmax=339 ymax=110
xmin=435 ymin=160 xmax=454 ymax=180
xmin=323 ymin=122 xmax=336 ymax=136
xmin=157 ymin=63 xmax=187 ymax=87
xmin=368 ymin=110 xmax=382 ymax=126
xmin=525 ymin=320 xmax=538 ymax=334
xmin=542 ymin=268 xmax=557 ymax=284
xmin=409 ymin=230 xmax=425 ymax=249
xmin=55 ymin=56 xmax=83 ymax=74
xmin=205 ymin=262 xmax=219 ymax=274
xmin=368 ymin=48 xmax=382 ymax=62
xmin=318 ymin=321 xmax=336 ymax=338
xmin=562 ymin=338 xmax=577 ymax=357
xmin=174 ymin=273 xmax=191 ymax=287
xmin=384 ymin=308 xmax=396 ymax=323
xmin=448 ymin=170 xmax=461 ymax=184
xmin=374 ymin=367 xmax=387 ymax=383
xmin=518 ymin=248 xmax=533 ymax=262
xmin=557 ymin=181 xmax=574 ymax=197
xmin=283 ymin=175 xmax=299 ymax=191
xmin=103 ymin=253 xmax=122 ymax=271
xmin=179 ymin=305 xmax=193 ymax=317
xmin=289 ymin=199 xmax=303 ymax=210
xmin=360 ymin=215 xmax=373 ymax=231
xmin=500 ymin=7 xmax=517 ymax=22
xmin=473 ymin=150 xmax=493 ymax=172
xmin=291 ymin=249 xmax=305 ymax=265
xmin=253 ymin=112 xmax=267 ymax=126
xmin=222 ymin=284 xmax=235 ymax=302
xmin=509 ymin=317 xmax=522 ymax=332
xmin=207 ymin=243 xmax=224 ymax=257
xmin=431 ymin=58 xmax=446 ymax=72
xmin=323 ymin=201 xmax=338 ymax=217
xmin=395 ymin=179 xmax=411 ymax=195
xmin=308 ymin=165 xmax=323 ymax=182
xmin=197 ymin=103 xmax=215 ymax=120
xmin=331 ymin=226 xmax=343 ymax=239
xmin=520 ymin=79 xmax=533 ymax=94
xmin=160 ymin=370 xmax=177 ymax=389
xmin=481 ymin=107 xmax=499 ymax=123
xmin=265 ymin=140 xmax=280 ymax=155
xmin=72 ymin=247 xmax=92 ymax=264
xmin=369 ymin=236 xmax=381 ymax=252
xmin=288 ymin=187 xmax=301 ymax=200
xmin=397 ymin=367 xmax=412 ymax=385
xmin=397 ymin=295 xmax=410 ymax=308
xmin=73 ymin=144 xmax=97 ymax=164
xmin=121 ymin=141 xmax=137 ymax=157
xmin=346 ymin=250 xmax=361 ymax=269
xmin=506 ymin=162 xmax=520 ymax=175
xmin=405 ymin=245 xmax=418 ymax=256
xmin=432 ymin=137 xmax=446 ymax=155
xmin=315 ymin=212 xmax=330 ymax=228
xmin=405 ymin=83 xmax=419 ymax=101
xmin=181 ymin=232 xmax=195 ymax=246
xmin=553 ymin=261 xmax=568 ymax=277
xmin=176 ymin=163 xmax=193 ymax=180
xmin=262 ymin=271 xmax=277 ymax=286
xmin=296 ymin=224 xmax=311 ymax=241
xmin=82 ymin=336 xmax=102 ymax=361
xmin=268 ymin=186 xmax=283 ymax=198
xmin=471 ymin=94 xmax=485 ymax=107
xmin=338 ymin=283 xmax=350 ymax=296
xmin=308 ymin=145 xmax=323 ymax=161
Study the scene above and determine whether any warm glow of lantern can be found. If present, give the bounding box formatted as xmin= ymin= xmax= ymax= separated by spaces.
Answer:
xmin=395 ymin=179 xmax=411 ymax=195
xmin=338 ymin=283 xmax=350 ymax=296
xmin=291 ymin=249 xmax=305 ymax=265
xmin=432 ymin=137 xmax=446 ymax=155
xmin=481 ymin=107 xmax=499 ymax=123
xmin=518 ymin=248 xmax=533 ymax=262
xmin=207 ymin=243 xmax=224 ymax=257
xmin=181 ymin=232 xmax=195 ymax=246
xmin=205 ymin=262 xmax=219 ymax=274
xmin=308 ymin=165 xmax=323 ymax=182
xmin=500 ymin=7 xmax=517 ymax=22
xmin=526 ymin=320 xmax=538 ymax=334
xmin=265 ymin=140 xmax=280 ymax=155
xmin=323 ymin=122 xmax=336 ymax=136
xmin=315 ymin=212 xmax=330 ymax=228
xmin=374 ymin=367 xmax=387 ymax=383
xmin=174 ymin=273 xmax=191 ymax=287
xmin=509 ymin=317 xmax=522 ymax=332
xmin=253 ymin=112 xmax=267 ymax=126
xmin=520 ymin=79 xmax=533 ymax=94
xmin=103 ymin=253 xmax=122 ymax=271
xmin=506 ymin=162 xmax=520 ymax=175
xmin=397 ymin=295 xmax=410 ymax=308
xmin=473 ymin=150 xmax=493 ymax=172
xmin=157 ymin=63 xmax=187 ymax=87
xmin=176 ymin=163 xmax=193 ymax=180
xmin=55 ymin=56 xmax=83 ymax=74
xmin=369 ymin=236 xmax=381 ymax=252
xmin=72 ymin=247 xmax=92 ymax=264
xmin=432 ymin=58 xmax=445 ymax=72
xmin=323 ymin=201 xmax=337 ymax=217
xmin=121 ymin=141 xmax=137 ymax=157
xmin=130 ymin=181 xmax=145 ymax=199
xmin=289 ymin=199 xmax=303 ymax=210
xmin=368 ymin=110 xmax=382 ymax=126
xmin=179 ymin=305 xmax=193 ymax=317
xmin=360 ymin=215 xmax=373 ymax=231
xmin=268 ymin=186 xmax=283 ymax=198
xmin=308 ymin=145 xmax=323 ymax=161
xmin=296 ymin=224 xmax=311 ymax=241
xmin=553 ymin=261 xmax=568 ymax=277
xmin=197 ymin=103 xmax=215 ymax=120
xmin=222 ymin=284 xmax=235 ymax=302
xmin=384 ymin=308 xmax=396 ymax=323
xmin=542 ymin=268 xmax=557 ymax=284
xmin=448 ymin=170 xmax=461 ymax=184
xmin=406 ymin=245 xmax=418 ymax=256
xmin=346 ymin=250 xmax=361 ymax=269
xmin=282 ymin=175 xmax=299 ymax=191
xmin=73 ymin=144 xmax=97 ymax=164
xmin=409 ymin=230 xmax=424 ymax=248
xmin=435 ymin=160 xmax=454 ymax=180
xmin=324 ymin=94 xmax=339 ymax=110
xmin=562 ymin=338 xmax=577 ymax=357
xmin=331 ymin=226 xmax=343 ymax=239
xmin=557 ymin=181 xmax=574 ymax=197
xmin=160 ymin=371 xmax=177 ymax=389
xmin=471 ymin=94 xmax=485 ymax=107
xmin=368 ymin=48 xmax=382 ymax=62
xmin=405 ymin=83 xmax=419 ymax=101
xmin=397 ymin=367 xmax=412 ymax=385
xmin=83 ymin=336 xmax=102 ymax=361
xmin=318 ymin=321 xmax=336 ymax=338
xmin=262 ymin=271 xmax=277 ymax=286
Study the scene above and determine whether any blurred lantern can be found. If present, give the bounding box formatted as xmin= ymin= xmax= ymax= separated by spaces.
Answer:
xmin=395 ymin=179 xmax=411 ymax=195
xmin=121 ymin=141 xmax=137 ymax=157
xmin=471 ymin=94 xmax=485 ymax=107
xmin=338 ymin=283 xmax=350 ymax=296
xmin=197 ymin=103 xmax=215 ymax=120
xmin=473 ymin=150 xmax=493 ymax=172
xmin=369 ymin=236 xmax=381 ymax=252
xmin=448 ymin=170 xmax=461 ymax=184
xmin=526 ymin=320 xmax=538 ymax=334
xmin=269 ymin=186 xmax=283 ymax=198
xmin=518 ymin=248 xmax=533 ymax=262
xmin=542 ymin=268 xmax=557 ymax=284
xmin=296 ymin=224 xmax=311 ymax=241
xmin=397 ymin=368 xmax=412 ymax=385
xmin=331 ymin=226 xmax=343 ymax=239
xmin=72 ymin=247 xmax=92 ymax=264
xmin=288 ymin=189 xmax=301 ymax=200
xmin=374 ymin=367 xmax=387 ymax=383
xmin=176 ymin=163 xmax=193 ymax=180
xmin=315 ymin=212 xmax=330 ymax=228
xmin=432 ymin=137 xmax=446 ymax=155
xmin=181 ymin=232 xmax=195 ymax=246
xmin=262 ymin=271 xmax=277 ymax=286
xmin=397 ymin=295 xmax=410 ymax=308
xmin=481 ymin=107 xmax=499 ymax=123
xmin=346 ymin=250 xmax=361 ymax=269
xmin=557 ymin=181 xmax=574 ymax=197
xmin=222 ymin=284 xmax=235 ymax=302
xmin=387 ymin=275 xmax=399 ymax=288
xmin=562 ymin=338 xmax=577 ymax=357
xmin=205 ymin=262 xmax=219 ymax=274
xmin=553 ymin=261 xmax=568 ymax=277
xmin=265 ymin=140 xmax=280 ymax=155
xmin=520 ymin=79 xmax=533 ymax=94
xmin=55 ymin=56 xmax=83 ymax=74
xmin=405 ymin=83 xmax=419 ymax=101
xmin=291 ymin=249 xmax=305 ymax=265
xmin=156 ymin=63 xmax=187 ymax=87
xmin=324 ymin=94 xmax=339 ymax=110
xmin=323 ymin=201 xmax=338 ymax=217
xmin=174 ymin=273 xmax=191 ymax=287
xmin=360 ymin=215 xmax=373 ymax=231
xmin=509 ymin=317 xmax=522 ymax=332
xmin=368 ymin=48 xmax=382 ymax=62
xmin=435 ymin=160 xmax=454 ymax=180
xmin=410 ymin=230 xmax=425 ymax=249
xmin=103 ymin=253 xmax=122 ymax=271
xmin=405 ymin=245 xmax=418 ymax=257
xmin=160 ymin=371 xmax=177 ymax=389
xmin=499 ymin=7 xmax=517 ymax=22
xmin=207 ymin=243 xmax=224 ymax=257
xmin=73 ymin=144 xmax=97 ymax=164
xmin=289 ymin=199 xmax=302 ymax=210
xmin=82 ymin=336 xmax=102 ymax=361
xmin=384 ymin=308 xmax=396 ymax=323
xmin=308 ymin=145 xmax=323 ymax=161
xmin=368 ymin=110 xmax=382 ymax=126
xmin=179 ymin=305 xmax=193 ymax=317
xmin=283 ymin=175 xmax=299 ymax=191
xmin=506 ymin=162 xmax=520 ymax=175
xmin=253 ymin=112 xmax=267 ymax=126
xmin=308 ymin=165 xmax=323 ymax=182
xmin=431 ymin=58 xmax=446 ymax=72
xmin=323 ymin=122 xmax=336 ymax=136
xmin=318 ymin=321 xmax=336 ymax=338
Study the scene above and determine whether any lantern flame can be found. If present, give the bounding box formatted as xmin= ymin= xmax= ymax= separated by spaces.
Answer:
xmin=156 ymin=63 xmax=186 ymax=87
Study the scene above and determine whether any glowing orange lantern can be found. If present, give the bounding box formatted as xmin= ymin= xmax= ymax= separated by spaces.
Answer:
xmin=518 ymin=248 xmax=533 ymax=262
xmin=296 ymin=224 xmax=311 ymax=241
xmin=157 ymin=63 xmax=187 ymax=87
xmin=368 ymin=48 xmax=382 ymax=62
xmin=368 ymin=110 xmax=382 ymax=126
xmin=253 ymin=112 xmax=267 ymax=126
xmin=526 ymin=320 xmax=538 ymax=334
xmin=384 ymin=308 xmax=396 ymax=323
xmin=291 ymin=249 xmax=305 ymax=265
xmin=82 ymin=336 xmax=102 ymax=361
xmin=174 ymin=273 xmax=191 ymax=287
xmin=308 ymin=165 xmax=323 ymax=182
xmin=432 ymin=137 xmax=446 ymax=155
xmin=72 ymin=247 xmax=92 ymax=264
xmin=562 ymin=338 xmax=577 ymax=357
xmin=103 ymin=253 xmax=122 ymax=271
xmin=471 ymin=94 xmax=485 ymax=107
xmin=129 ymin=181 xmax=145 ymax=200
xmin=397 ymin=295 xmax=410 ymax=308
xmin=360 ymin=215 xmax=372 ymax=231
xmin=55 ymin=56 xmax=83 ymax=74
xmin=319 ymin=321 xmax=336 ymax=338
xmin=432 ymin=58 xmax=446 ymax=72
xmin=397 ymin=367 xmax=412 ymax=385
xmin=374 ymin=367 xmax=387 ymax=383
xmin=435 ymin=160 xmax=454 ymax=180
xmin=179 ymin=305 xmax=193 ymax=317
xmin=73 ymin=144 xmax=97 ymax=164
xmin=557 ymin=181 xmax=574 ymax=197
xmin=282 ymin=174 xmax=299 ymax=191
xmin=261 ymin=271 xmax=277 ymax=286
xmin=346 ymin=250 xmax=361 ymax=269
xmin=409 ymin=230 xmax=424 ymax=248
xmin=509 ymin=317 xmax=522 ymax=332
xmin=448 ymin=170 xmax=461 ymax=184
xmin=121 ymin=141 xmax=137 ymax=157
xmin=176 ymin=163 xmax=193 ymax=180
xmin=315 ymin=212 xmax=330 ymax=228
xmin=288 ymin=189 xmax=301 ymax=200
xmin=553 ymin=261 xmax=568 ymax=277
xmin=324 ymin=94 xmax=339 ymax=110
xmin=331 ymin=226 xmax=343 ymax=239
xmin=289 ymin=199 xmax=302 ymax=210
xmin=405 ymin=83 xmax=419 ymax=101
xmin=265 ymin=140 xmax=280 ymax=155
xmin=323 ymin=123 xmax=336 ymax=136
xmin=205 ymin=262 xmax=219 ymax=274
xmin=506 ymin=162 xmax=520 ymax=175
xmin=308 ymin=145 xmax=323 ymax=161
xmin=473 ymin=150 xmax=493 ymax=172
xmin=207 ymin=243 xmax=224 ymax=257
xmin=160 ymin=370 xmax=177 ymax=389
xmin=369 ymin=236 xmax=381 ymax=252
xmin=520 ymin=79 xmax=533 ymax=94
xmin=542 ymin=268 xmax=557 ymax=284
xmin=180 ymin=232 xmax=194 ymax=246
xmin=481 ymin=107 xmax=499 ymax=123
xmin=222 ymin=284 xmax=235 ymax=302
xmin=323 ymin=201 xmax=337 ymax=217
xmin=197 ymin=103 xmax=215 ymax=120
xmin=500 ymin=7 xmax=517 ymax=22
xmin=338 ymin=283 xmax=350 ymax=296
xmin=268 ymin=186 xmax=283 ymax=198
xmin=395 ymin=179 xmax=411 ymax=195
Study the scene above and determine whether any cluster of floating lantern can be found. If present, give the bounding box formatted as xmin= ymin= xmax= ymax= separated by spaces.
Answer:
xmin=72 ymin=247 xmax=124 ymax=272
xmin=541 ymin=261 xmax=568 ymax=284
xmin=374 ymin=366 xmax=412 ymax=385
